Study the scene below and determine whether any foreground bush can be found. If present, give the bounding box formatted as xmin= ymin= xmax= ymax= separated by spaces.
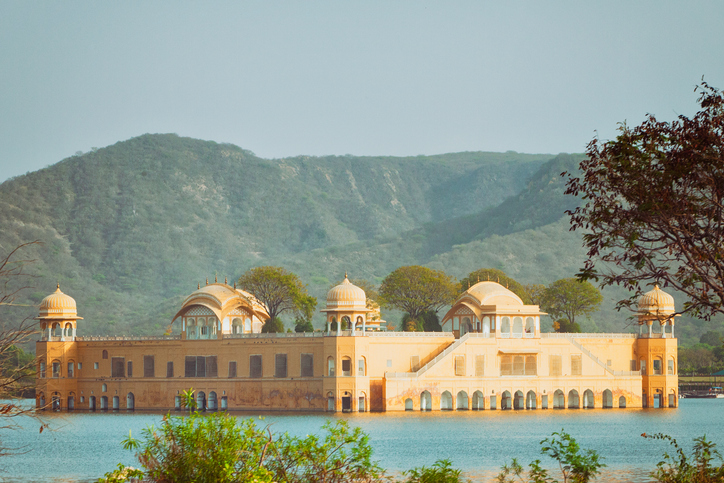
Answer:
xmin=101 ymin=411 xmax=384 ymax=483
xmin=643 ymin=433 xmax=724 ymax=483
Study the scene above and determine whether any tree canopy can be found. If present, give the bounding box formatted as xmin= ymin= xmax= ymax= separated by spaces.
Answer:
xmin=565 ymin=81 xmax=724 ymax=320
xmin=237 ymin=266 xmax=312 ymax=323
xmin=379 ymin=266 xmax=457 ymax=321
xmin=540 ymin=278 xmax=603 ymax=332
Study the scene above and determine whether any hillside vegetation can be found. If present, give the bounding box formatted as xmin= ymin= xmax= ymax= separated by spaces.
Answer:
xmin=0 ymin=134 xmax=718 ymax=344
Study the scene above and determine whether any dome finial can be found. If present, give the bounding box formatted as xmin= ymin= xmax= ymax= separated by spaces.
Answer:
xmin=345 ymin=270 xmax=348 ymax=279
xmin=205 ymin=277 xmax=208 ymax=286
xmin=225 ymin=276 xmax=228 ymax=284
xmin=215 ymin=274 xmax=218 ymax=283
xmin=198 ymin=282 xmax=201 ymax=290
xmin=56 ymin=282 xmax=60 ymax=290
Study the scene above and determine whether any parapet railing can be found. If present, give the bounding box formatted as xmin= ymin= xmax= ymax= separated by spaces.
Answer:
xmin=367 ymin=332 xmax=454 ymax=338
xmin=225 ymin=332 xmax=325 ymax=339
xmin=540 ymin=333 xmax=637 ymax=339
xmin=76 ymin=335 xmax=181 ymax=341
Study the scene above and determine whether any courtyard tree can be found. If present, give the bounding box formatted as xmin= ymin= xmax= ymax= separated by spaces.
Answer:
xmin=293 ymin=294 xmax=317 ymax=333
xmin=237 ymin=266 xmax=312 ymax=327
xmin=540 ymin=278 xmax=603 ymax=333
xmin=564 ymin=81 xmax=724 ymax=320
xmin=379 ymin=266 xmax=457 ymax=322
xmin=400 ymin=310 xmax=442 ymax=332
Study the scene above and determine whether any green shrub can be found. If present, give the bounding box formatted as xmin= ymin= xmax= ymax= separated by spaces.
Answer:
xmin=643 ymin=433 xmax=724 ymax=483
xmin=403 ymin=459 xmax=467 ymax=483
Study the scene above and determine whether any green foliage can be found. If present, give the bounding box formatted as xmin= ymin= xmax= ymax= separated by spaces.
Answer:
xmin=403 ymin=459 xmax=467 ymax=483
xmin=495 ymin=458 xmax=549 ymax=483
xmin=238 ymin=266 xmax=311 ymax=323
xmin=98 ymin=463 xmax=144 ymax=483
xmin=643 ymin=433 xmax=724 ymax=483
xmin=294 ymin=318 xmax=314 ymax=333
xmin=400 ymin=310 xmax=442 ymax=332
xmin=540 ymin=278 xmax=602 ymax=329
xmin=539 ymin=430 xmax=604 ymax=483
xmin=111 ymin=409 xmax=385 ymax=483
xmin=565 ymin=81 xmax=724 ymax=321
xmin=700 ymin=331 xmax=723 ymax=347
xmin=261 ymin=317 xmax=285 ymax=333
xmin=379 ymin=266 xmax=458 ymax=320
xmin=553 ymin=319 xmax=581 ymax=334
xmin=293 ymin=293 xmax=317 ymax=332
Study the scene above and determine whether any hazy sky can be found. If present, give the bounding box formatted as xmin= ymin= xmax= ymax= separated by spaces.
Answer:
xmin=1 ymin=1 xmax=723 ymax=181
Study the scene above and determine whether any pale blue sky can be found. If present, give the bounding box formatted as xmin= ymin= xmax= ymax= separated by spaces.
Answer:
xmin=1 ymin=1 xmax=723 ymax=181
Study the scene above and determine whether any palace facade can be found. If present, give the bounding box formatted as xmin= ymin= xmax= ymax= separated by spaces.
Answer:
xmin=35 ymin=276 xmax=679 ymax=412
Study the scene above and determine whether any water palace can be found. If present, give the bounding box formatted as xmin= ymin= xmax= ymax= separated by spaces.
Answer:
xmin=35 ymin=276 xmax=679 ymax=412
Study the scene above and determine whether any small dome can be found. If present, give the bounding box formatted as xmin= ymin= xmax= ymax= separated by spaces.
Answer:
xmin=465 ymin=281 xmax=523 ymax=306
xmin=638 ymin=285 xmax=675 ymax=315
xmin=326 ymin=275 xmax=366 ymax=309
xmin=38 ymin=284 xmax=80 ymax=319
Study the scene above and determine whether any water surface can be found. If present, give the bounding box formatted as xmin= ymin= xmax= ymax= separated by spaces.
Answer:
xmin=1 ymin=399 xmax=723 ymax=482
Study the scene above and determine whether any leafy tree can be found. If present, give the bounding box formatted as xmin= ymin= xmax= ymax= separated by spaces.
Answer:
xmin=523 ymin=284 xmax=546 ymax=306
xmin=564 ymin=81 xmax=724 ymax=320
xmin=237 ymin=266 xmax=310 ymax=323
xmin=261 ymin=317 xmax=285 ymax=333
xmin=540 ymin=279 xmax=603 ymax=332
xmin=643 ymin=433 xmax=724 ymax=483
xmin=459 ymin=268 xmax=533 ymax=304
xmin=400 ymin=310 xmax=442 ymax=332
xmin=293 ymin=294 xmax=317 ymax=333
xmin=379 ymin=266 xmax=457 ymax=321
xmin=700 ymin=331 xmax=722 ymax=348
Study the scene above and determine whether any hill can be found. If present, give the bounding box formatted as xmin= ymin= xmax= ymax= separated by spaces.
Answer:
xmin=1 ymin=133 xmax=718 ymax=345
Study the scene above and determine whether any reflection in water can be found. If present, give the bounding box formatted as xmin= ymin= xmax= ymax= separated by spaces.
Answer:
xmin=1 ymin=399 xmax=722 ymax=482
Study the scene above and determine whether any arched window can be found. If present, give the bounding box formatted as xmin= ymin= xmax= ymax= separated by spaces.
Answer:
xmin=513 ymin=391 xmax=524 ymax=410
xmin=640 ymin=358 xmax=646 ymax=375
xmin=126 ymin=393 xmax=135 ymax=410
xmin=501 ymin=317 xmax=511 ymax=337
xmin=327 ymin=357 xmax=335 ymax=377
xmin=525 ymin=317 xmax=535 ymax=335
xmin=356 ymin=316 xmax=363 ymax=329
xmin=461 ymin=317 xmax=471 ymax=336
xmin=52 ymin=323 xmax=61 ymax=338
xmin=512 ymin=317 xmax=523 ymax=337
xmin=653 ymin=357 xmax=663 ymax=375
xmin=440 ymin=391 xmax=453 ymax=410
xmin=39 ymin=360 xmax=46 ymax=378
xmin=64 ymin=323 xmax=73 ymax=337
xmin=102 ymin=350 xmax=108 ymax=360
xmin=668 ymin=357 xmax=676 ymax=375
xmin=232 ymin=318 xmax=242 ymax=334
xmin=602 ymin=389 xmax=613 ymax=408
xmin=472 ymin=391 xmax=484 ymax=410
xmin=456 ymin=391 xmax=469 ymax=410
xmin=567 ymin=390 xmax=580 ymax=409
xmin=341 ymin=316 xmax=351 ymax=330
xmin=341 ymin=357 xmax=352 ymax=376
xmin=244 ymin=318 xmax=251 ymax=333
xmin=357 ymin=357 xmax=366 ymax=376
xmin=51 ymin=360 xmax=61 ymax=378
xmin=420 ymin=391 xmax=432 ymax=411
xmin=482 ymin=316 xmax=490 ymax=335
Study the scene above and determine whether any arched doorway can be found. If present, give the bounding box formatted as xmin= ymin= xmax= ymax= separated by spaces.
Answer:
xmin=553 ymin=390 xmax=565 ymax=409
xmin=654 ymin=389 xmax=663 ymax=408
xmin=501 ymin=391 xmax=512 ymax=410
xmin=127 ymin=393 xmax=135 ymax=410
xmin=100 ymin=396 xmax=108 ymax=410
xmin=440 ymin=391 xmax=453 ymax=410
xmin=327 ymin=392 xmax=335 ymax=411
xmin=583 ymin=390 xmax=594 ymax=409
xmin=404 ymin=398 xmax=413 ymax=411
xmin=208 ymin=392 xmax=218 ymax=410
xmin=618 ymin=396 xmax=626 ymax=408
xmin=196 ymin=391 xmax=206 ymax=411
xmin=112 ymin=396 xmax=119 ymax=410
xmin=420 ymin=391 xmax=432 ymax=411
xmin=568 ymin=390 xmax=580 ymax=409
xmin=526 ymin=391 xmax=536 ymax=409
xmin=67 ymin=393 xmax=75 ymax=410
xmin=472 ymin=391 xmax=484 ymax=410
xmin=668 ymin=390 xmax=676 ymax=408
xmin=51 ymin=393 xmax=61 ymax=411
xmin=358 ymin=392 xmax=366 ymax=412
xmin=602 ymin=390 xmax=612 ymax=409
xmin=456 ymin=391 xmax=469 ymax=410
xmin=89 ymin=396 xmax=96 ymax=410
xmin=513 ymin=390 xmax=524 ymax=410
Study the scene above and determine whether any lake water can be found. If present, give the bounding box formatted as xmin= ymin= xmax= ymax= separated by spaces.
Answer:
xmin=1 ymin=399 xmax=723 ymax=482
